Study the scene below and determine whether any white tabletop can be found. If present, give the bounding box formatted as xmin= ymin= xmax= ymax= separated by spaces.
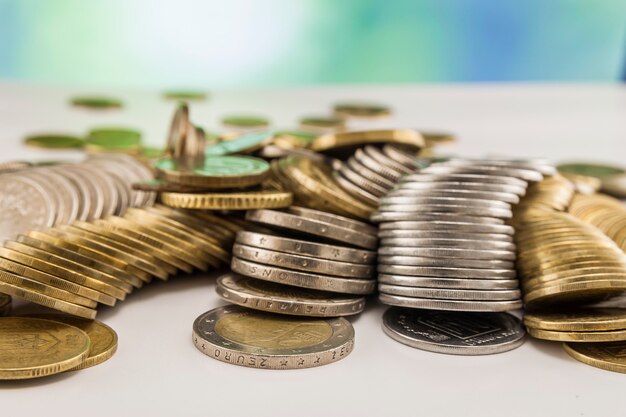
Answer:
xmin=0 ymin=82 xmax=625 ymax=417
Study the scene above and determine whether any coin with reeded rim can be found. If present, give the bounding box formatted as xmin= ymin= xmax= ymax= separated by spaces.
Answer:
xmin=378 ymin=274 xmax=519 ymax=290
xmin=0 ymin=294 xmax=10 ymax=316
xmin=563 ymin=341 xmax=626 ymax=373
xmin=192 ymin=305 xmax=354 ymax=369
xmin=377 ymin=246 xmax=516 ymax=261
xmin=377 ymin=255 xmax=514 ymax=270
xmin=288 ymin=206 xmax=377 ymax=236
xmin=382 ymin=307 xmax=525 ymax=355
xmin=378 ymin=284 xmax=520 ymax=301
xmin=378 ymin=220 xmax=514 ymax=234
xmin=527 ymin=327 xmax=626 ymax=342
xmin=371 ymin=211 xmax=507 ymax=224
xmin=160 ymin=190 xmax=292 ymax=210
xmin=401 ymin=172 xmax=528 ymax=188
xmin=379 ymin=293 xmax=522 ymax=312
xmin=0 ymin=317 xmax=90 ymax=379
xmin=216 ymin=274 xmax=365 ymax=317
xmin=205 ymin=131 xmax=273 ymax=156
xmin=422 ymin=164 xmax=543 ymax=182
xmin=376 ymin=264 xmax=515 ymax=279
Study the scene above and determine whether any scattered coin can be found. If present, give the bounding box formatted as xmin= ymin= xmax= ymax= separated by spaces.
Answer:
xmin=162 ymin=90 xmax=207 ymax=101
xmin=333 ymin=102 xmax=391 ymax=119
xmin=85 ymin=128 xmax=142 ymax=154
xmin=557 ymin=162 xmax=625 ymax=178
xmin=70 ymin=96 xmax=122 ymax=109
xmin=192 ymin=305 xmax=354 ymax=369
xmin=221 ymin=115 xmax=269 ymax=129
xmin=23 ymin=134 xmax=85 ymax=150
xmin=524 ymin=309 xmax=626 ymax=332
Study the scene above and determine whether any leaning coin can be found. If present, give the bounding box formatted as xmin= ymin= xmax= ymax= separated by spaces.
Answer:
xmin=527 ymin=327 xmax=626 ymax=343
xmin=192 ymin=305 xmax=354 ymax=369
xmin=378 ymin=229 xmax=513 ymax=242
xmin=378 ymin=204 xmax=513 ymax=219
xmin=0 ymin=294 xmax=11 ymax=316
xmin=401 ymin=173 xmax=528 ymax=189
xmin=524 ymin=309 xmax=626 ymax=332
xmin=235 ymin=231 xmax=376 ymax=264
xmin=232 ymin=244 xmax=374 ymax=279
xmin=377 ymin=246 xmax=516 ymax=261
xmin=231 ymin=257 xmax=376 ymax=295
xmin=288 ymin=206 xmax=377 ymax=236
xmin=246 ymin=209 xmax=377 ymax=250
xmin=382 ymin=307 xmax=525 ymax=355
xmin=216 ymin=273 xmax=365 ymax=317
xmin=379 ymin=220 xmax=514 ymax=234
xmin=379 ymin=284 xmax=521 ymax=301
xmin=376 ymin=264 xmax=516 ymax=279
xmin=371 ymin=211 xmax=507 ymax=224
xmin=563 ymin=341 xmax=626 ymax=374
xmin=379 ymin=293 xmax=522 ymax=312
xmin=376 ymin=255 xmax=514 ymax=270
xmin=378 ymin=274 xmax=519 ymax=290
xmin=0 ymin=317 xmax=90 ymax=379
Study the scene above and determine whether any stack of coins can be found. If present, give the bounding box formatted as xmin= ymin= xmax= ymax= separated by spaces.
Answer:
xmin=0 ymin=315 xmax=117 ymax=380
xmin=0 ymin=204 xmax=236 ymax=319
xmin=568 ymin=193 xmax=626 ymax=251
xmin=0 ymin=154 xmax=155 ymax=244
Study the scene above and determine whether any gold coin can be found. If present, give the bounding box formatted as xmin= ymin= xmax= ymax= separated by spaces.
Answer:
xmin=160 ymin=190 xmax=293 ymax=210
xmin=0 ymin=294 xmax=11 ymax=316
xmin=421 ymin=131 xmax=456 ymax=146
xmin=145 ymin=205 xmax=235 ymax=245
xmin=0 ymin=247 xmax=117 ymax=306
xmin=528 ymin=327 xmax=626 ymax=342
xmin=310 ymin=129 xmax=423 ymax=154
xmin=26 ymin=314 xmax=117 ymax=370
xmin=0 ymin=317 xmax=90 ymax=379
xmin=333 ymin=102 xmax=391 ymax=119
xmin=564 ymin=341 xmax=626 ymax=373
xmin=524 ymin=280 xmax=626 ymax=309
xmin=524 ymin=308 xmax=626 ymax=332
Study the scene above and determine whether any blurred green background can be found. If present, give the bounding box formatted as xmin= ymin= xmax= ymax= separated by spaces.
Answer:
xmin=1 ymin=0 xmax=625 ymax=88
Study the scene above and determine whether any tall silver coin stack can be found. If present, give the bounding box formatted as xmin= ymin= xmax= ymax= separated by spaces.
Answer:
xmin=215 ymin=206 xmax=379 ymax=318
xmin=373 ymin=158 xmax=556 ymax=354
xmin=0 ymin=154 xmax=156 ymax=244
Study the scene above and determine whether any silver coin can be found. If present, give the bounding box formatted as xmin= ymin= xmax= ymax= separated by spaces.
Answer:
xmin=231 ymin=257 xmax=376 ymax=295
xmin=334 ymin=172 xmax=381 ymax=206
xmin=77 ymin=163 xmax=119 ymax=217
xmin=378 ymin=220 xmax=514 ymax=235
xmin=235 ymin=231 xmax=376 ymax=264
xmin=51 ymin=166 xmax=92 ymax=222
xmin=232 ymin=243 xmax=374 ymax=279
xmin=381 ymin=196 xmax=512 ymax=210
xmin=384 ymin=188 xmax=520 ymax=204
xmin=379 ymin=293 xmax=523 ymax=312
xmin=378 ymin=274 xmax=519 ymax=290
xmin=377 ymin=246 xmax=516 ymax=261
xmin=20 ymin=170 xmax=67 ymax=226
xmin=216 ymin=273 xmax=366 ymax=317
xmin=109 ymin=173 xmax=131 ymax=215
xmin=401 ymin=173 xmax=528 ymax=188
xmin=364 ymin=146 xmax=415 ymax=175
xmin=422 ymin=164 xmax=542 ymax=182
xmin=354 ymin=148 xmax=403 ymax=181
xmin=379 ymin=238 xmax=516 ymax=251
xmin=61 ymin=165 xmax=105 ymax=220
xmin=382 ymin=145 xmax=421 ymax=170
xmin=382 ymin=307 xmax=526 ymax=355
xmin=192 ymin=305 xmax=355 ymax=369
xmin=288 ymin=206 xmax=377 ymax=236
xmin=394 ymin=181 xmax=526 ymax=196
xmin=376 ymin=264 xmax=516 ymax=279
xmin=371 ymin=212 xmax=506 ymax=225
xmin=0 ymin=175 xmax=57 ymax=244
xmin=443 ymin=158 xmax=556 ymax=176
xmin=37 ymin=168 xmax=81 ymax=225
xmin=377 ymin=255 xmax=514 ymax=269
xmin=347 ymin=157 xmax=395 ymax=189
xmin=89 ymin=156 xmax=145 ymax=208
xmin=378 ymin=229 xmax=513 ymax=242
xmin=338 ymin=164 xmax=387 ymax=197
xmin=379 ymin=284 xmax=521 ymax=301
xmin=246 ymin=209 xmax=378 ymax=250
xmin=378 ymin=204 xmax=513 ymax=219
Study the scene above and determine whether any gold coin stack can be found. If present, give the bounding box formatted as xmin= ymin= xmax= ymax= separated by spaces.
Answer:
xmin=0 ymin=204 xmax=239 ymax=319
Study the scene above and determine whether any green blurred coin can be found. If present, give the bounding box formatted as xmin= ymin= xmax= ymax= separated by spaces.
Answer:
xmin=23 ymin=134 xmax=85 ymax=150
xmin=70 ymin=96 xmax=123 ymax=109
xmin=222 ymin=115 xmax=269 ymax=129
xmin=300 ymin=116 xmax=345 ymax=130
xmin=333 ymin=102 xmax=391 ymax=118
xmin=557 ymin=162 xmax=625 ymax=179
xmin=205 ymin=131 xmax=273 ymax=156
xmin=162 ymin=90 xmax=208 ymax=101
xmin=86 ymin=128 xmax=142 ymax=152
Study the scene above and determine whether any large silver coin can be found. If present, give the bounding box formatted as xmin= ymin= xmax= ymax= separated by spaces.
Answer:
xmin=231 ymin=257 xmax=376 ymax=295
xmin=378 ymin=274 xmax=519 ymax=290
xmin=193 ymin=305 xmax=354 ymax=369
xmin=216 ymin=273 xmax=365 ymax=317
xmin=377 ymin=246 xmax=516 ymax=261
xmin=370 ymin=211 xmax=506 ymax=224
xmin=377 ymin=255 xmax=514 ymax=270
xmin=421 ymin=165 xmax=543 ymax=182
xmin=378 ymin=204 xmax=513 ymax=219
xmin=364 ymin=146 xmax=415 ymax=175
xmin=380 ymin=196 xmax=512 ymax=210
xmin=400 ymin=173 xmax=527 ymax=188
xmin=382 ymin=307 xmax=525 ymax=355
xmin=378 ymin=229 xmax=513 ymax=242
xmin=378 ymin=220 xmax=514 ymax=235
xmin=379 ymin=293 xmax=523 ymax=312
xmin=246 ymin=209 xmax=377 ymax=250
xmin=20 ymin=170 xmax=66 ymax=226
xmin=288 ymin=206 xmax=377 ymax=236
xmin=378 ymin=284 xmax=521 ymax=301
xmin=0 ymin=175 xmax=56 ymax=244
xmin=395 ymin=181 xmax=526 ymax=196
xmin=376 ymin=264 xmax=516 ymax=279
xmin=379 ymin=238 xmax=515 ymax=251
xmin=384 ymin=188 xmax=520 ymax=204
xmin=232 ymin=244 xmax=374 ymax=279
xmin=235 ymin=231 xmax=376 ymax=264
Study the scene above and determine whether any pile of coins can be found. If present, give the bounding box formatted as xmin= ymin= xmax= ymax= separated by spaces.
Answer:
xmin=0 ymin=154 xmax=155 ymax=244
xmin=568 ymin=193 xmax=626 ymax=251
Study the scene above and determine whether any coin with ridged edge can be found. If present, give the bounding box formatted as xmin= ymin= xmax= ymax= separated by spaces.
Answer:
xmin=382 ymin=307 xmax=525 ymax=355
xmin=379 ymin=293 xmax=522 ymax=312
xmin=0 ymin=317 xmax=90 ymax=379
xmin=192 ymin=305 xmax=354 ymax=369
xmin=563 ymin=341 xmax=626 ymax=374
xmin=524 ymin=309 xmax=626 ymax=332
xmin=216 ymin=273 xmax=365 ymax=317
xmin=378 ymin=284 xmax=521 ymax=301
xmin=160 ymin=190 xmax=292 ymax=210
xmin=527 ymin=327 xmax=626 ymax=342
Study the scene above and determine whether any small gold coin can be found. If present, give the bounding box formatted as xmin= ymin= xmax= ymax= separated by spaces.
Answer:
xmin=0 ymin=293 xmax=10 ymax=316
xmin=160 ymin=190 xmax=293 ymax=210
xmin=528 ymin=327 xmax=626 ymax=342
xmin=564 ymin=341 xmax=626 ymax=373
xmin=0 ymin=317 xmax=90 ymax=379
xmin=333 ymin=102 xmax=391 ymax=119
xmin=310 ymin=129 xmax=424 ymax=154
xmin=26 ymin=314 xmax=118 ymax=370
xmin=299 ymin=116 xmax=345 ymax=131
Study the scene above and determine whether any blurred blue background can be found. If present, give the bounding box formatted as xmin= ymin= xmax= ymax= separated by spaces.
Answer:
xmin=1 ymin=0 xmax=625 ymax=87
